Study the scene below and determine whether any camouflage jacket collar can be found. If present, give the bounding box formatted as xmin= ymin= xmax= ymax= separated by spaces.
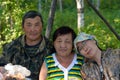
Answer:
xmin=21 ymin=34 xmax=46 ymax=53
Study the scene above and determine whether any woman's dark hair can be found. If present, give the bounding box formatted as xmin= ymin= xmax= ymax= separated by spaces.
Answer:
xmin=22 ymin=10 xmax=43 ymax=27
xmin=51 ymin=26 xmax=76 ymax=53
xmin=53 ymin=26 xmax=76 ymax=42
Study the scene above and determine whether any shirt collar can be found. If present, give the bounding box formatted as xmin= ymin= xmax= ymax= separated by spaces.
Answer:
xmin=53 ymin=53 xmax=78 ymax=67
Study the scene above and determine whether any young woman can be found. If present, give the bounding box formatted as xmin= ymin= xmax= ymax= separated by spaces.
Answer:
xmin=74 ymin=32 xmax=120 ymax=80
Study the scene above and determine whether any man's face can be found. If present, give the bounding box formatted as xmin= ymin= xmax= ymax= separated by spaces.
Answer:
xmin=23 ymin=16 xmax=42 ymax=42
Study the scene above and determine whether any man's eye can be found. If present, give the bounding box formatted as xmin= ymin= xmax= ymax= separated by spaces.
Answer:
xmin=27 ymin=25 xmax=32 ymax=27
xmin=26 ymin=23 xmax=32 ymax=27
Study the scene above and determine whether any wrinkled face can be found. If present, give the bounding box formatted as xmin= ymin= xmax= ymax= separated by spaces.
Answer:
xmin=23 ymin=16 xmax=42 ymax=42
xmin=54 ymin=33 xmax=73 ymax=57
xmin=77 ymin=40 xmax=97 ymax=59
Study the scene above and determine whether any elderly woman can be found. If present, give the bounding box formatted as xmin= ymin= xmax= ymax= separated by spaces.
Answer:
xmin=39 ymin=26 xmax=84 ymax=80
xmin=74 ymin=32 xmax=120 ymax=80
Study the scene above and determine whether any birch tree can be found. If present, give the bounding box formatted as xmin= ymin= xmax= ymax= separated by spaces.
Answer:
xmin=45 ymin=0 xmax=57 ymax=38
xmin=96 ymin=0 xmax=100 ymax=10
xmin=38 ymin=0 xmax=41 ymax=12
xmin=76 ymin=0 xmax=84 ymax=32
xmin=58 ymin=0 xmax=62 ymax=12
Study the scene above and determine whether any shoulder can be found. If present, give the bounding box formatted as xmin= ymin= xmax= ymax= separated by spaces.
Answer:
xmin=1 ymin=35 xmax=24 ymax=61
xmin=81 ymin=62 xmax=99 ymax=75
xmin=111 ymin=48 xmax=120 ymax=55
xmin=44 ymin=53 xmax=55 ymax=66
xmin=76 ymin=53 xmax=84 ymax=65
xmin=45 ymin=53 xmax=55 ymax=62
xmin=102 ymin=48 xmax=120 ymax=65
xmin=76 ymin=53 xmax=84 ymax=60
xmin=3 ymin=35 xmax=24 ymax=49
xmin=103 ymin=48 xmax=120 ymax=58
xmin=111 ymin=48 xmax=120 ymax=59
xmin=81 ymin=62 xmax=100 ymax=80
xmin=45 ymin=53 xmax=53 ymax=58
xmin=82 ymin=61 xmax=98 ymax=68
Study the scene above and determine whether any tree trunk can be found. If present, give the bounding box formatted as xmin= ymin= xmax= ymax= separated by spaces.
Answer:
xmin=0 ymin=25 xmax=1 ymax=41
xmin=38 ymin=0 xmax=41 ymax=12
xmin=58 ymin=0 xmax=62 ymax=12
xmin=45 ymin=0 xmax=48 ymax=3
xmin=96 ymin=0 xmax=100 ymax=10
xmin=45 ymin=0 xmax=57 ymax=38
xmin=76 ymin=0 xmax=84 ymax=32
xmin=89 ymin=0 xmax=100 ymax=10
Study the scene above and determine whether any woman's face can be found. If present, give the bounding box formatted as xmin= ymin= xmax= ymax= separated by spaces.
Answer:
xmin=77 ymin=40 xmax=98 ymax=59
xmin=54 ymin=33 xmax=73 ymax=57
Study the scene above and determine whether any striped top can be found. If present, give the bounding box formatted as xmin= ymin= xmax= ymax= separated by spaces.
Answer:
xmin=45 ymin=53 xmax=84 ymax=80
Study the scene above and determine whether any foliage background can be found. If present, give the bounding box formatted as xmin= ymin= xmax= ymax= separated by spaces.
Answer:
xmin=0 ymin=0 xmax=120 ymax=54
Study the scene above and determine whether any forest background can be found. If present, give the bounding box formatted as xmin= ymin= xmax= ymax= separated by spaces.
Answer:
xmin=0 ymin=0 xmax=120 ymax=54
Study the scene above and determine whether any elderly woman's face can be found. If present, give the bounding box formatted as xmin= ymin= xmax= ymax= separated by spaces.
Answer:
xmin=54 ymin=33 xmax=73 ymax=56
xmin=77 ymin=40 xmax=97 ymax=59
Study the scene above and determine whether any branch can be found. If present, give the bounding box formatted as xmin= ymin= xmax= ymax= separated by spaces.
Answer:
xmin=86 ymin=0 xmax=120 ymax=40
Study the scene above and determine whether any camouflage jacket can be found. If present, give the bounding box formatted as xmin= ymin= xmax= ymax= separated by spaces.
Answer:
xmin=81 ymin=48 xmax=120 ymax=80
xmin=0 ymin=35 xmax=53 ymax=80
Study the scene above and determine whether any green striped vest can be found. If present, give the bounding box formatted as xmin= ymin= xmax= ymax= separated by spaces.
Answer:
xmin=45 ymin=53 xmax=84 ymax=80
